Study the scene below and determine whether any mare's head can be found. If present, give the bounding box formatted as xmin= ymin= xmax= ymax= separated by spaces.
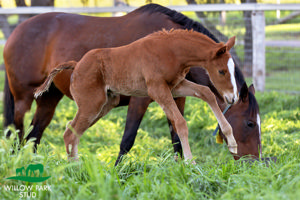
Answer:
xmin=219 ymin=82 xmax=261 ymax=159
xmin=203 ymin=36 xmax=239 ymax=105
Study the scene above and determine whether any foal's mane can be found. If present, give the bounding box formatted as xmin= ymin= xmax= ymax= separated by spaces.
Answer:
xmin=148 ymin=29 xmax=219 ymax=46
xmin=135 ymin=3 xmax=219 ymax=43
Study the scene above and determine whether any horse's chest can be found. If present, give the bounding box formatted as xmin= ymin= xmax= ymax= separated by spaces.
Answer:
xmin=167 ymin=67 xmax=190 ymax=88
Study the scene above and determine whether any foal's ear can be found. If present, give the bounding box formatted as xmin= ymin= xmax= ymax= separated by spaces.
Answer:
xmin=240 ymin=82 xmax=249 ymax=102
xmin=225 ymin=36 xmax=236 ymax=51
xmin=216 ymin=45 xmax=227 ymax=57
xmin=249 ymin=84 xmax=256 ymax=95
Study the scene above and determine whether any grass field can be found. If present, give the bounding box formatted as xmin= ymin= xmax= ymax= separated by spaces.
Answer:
xmin=0 ymin=83 xmax=299 ymax=199
xmin=0 ymin=2 xmax=300 ymax=199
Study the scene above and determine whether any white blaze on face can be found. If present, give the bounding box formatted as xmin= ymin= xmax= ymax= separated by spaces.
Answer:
xmin=257 ymin=113 xmax=262 ymax=157
xmin=227 ymin=58 xmax=238 ymax=102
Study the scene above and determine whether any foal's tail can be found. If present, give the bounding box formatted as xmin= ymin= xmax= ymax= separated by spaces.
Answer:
xmin=34 ymin=61 xmax=77 ymax=98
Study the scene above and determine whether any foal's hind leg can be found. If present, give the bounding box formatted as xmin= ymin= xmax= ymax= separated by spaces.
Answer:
xmin=64 ymin=93 xmax=119 ymax=159
xmin=63 ymin=89 xmax=107 ymax=159
xmin=172 ymin=79 xmax=237 ymax=154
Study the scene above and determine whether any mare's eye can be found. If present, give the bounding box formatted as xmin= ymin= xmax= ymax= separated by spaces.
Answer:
xmin=247 ymin=121 xmax=256 ymax=128
xmin=219 ymin=70 xmax=225 ymax=75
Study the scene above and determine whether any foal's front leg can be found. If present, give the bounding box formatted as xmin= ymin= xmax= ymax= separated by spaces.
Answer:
xmin=167 ymin=97 xmax=185 ymax=158
xmin=147 ymin=83 xmax=194 ymax=162
xmin=172 ymin=79 xmax=238 ymax=155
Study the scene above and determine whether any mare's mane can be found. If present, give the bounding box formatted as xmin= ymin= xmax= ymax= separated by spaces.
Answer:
xmin=135 ymin=3 xmax=219 ymax=43
xmin=235 ymin=66 xmax=258 ymax=115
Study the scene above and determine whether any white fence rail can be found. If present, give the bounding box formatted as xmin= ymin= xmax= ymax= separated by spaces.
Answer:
xmin=1 ymin=3 xmax=300 ymax=92
xmin=0 ymin=4 xmax=299 ymax=14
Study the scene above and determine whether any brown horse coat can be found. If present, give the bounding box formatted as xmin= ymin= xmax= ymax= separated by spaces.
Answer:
xmin=4 ymin=4 xmax=261 ymax=162
xmin=36 ymin=29 xmax=238 ymax=162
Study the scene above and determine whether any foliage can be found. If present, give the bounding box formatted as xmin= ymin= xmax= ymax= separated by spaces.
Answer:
xmin=0 ymin=3 xmax=299 ymax=199
xmin=0 ymin=91 xmax=299 ymax=199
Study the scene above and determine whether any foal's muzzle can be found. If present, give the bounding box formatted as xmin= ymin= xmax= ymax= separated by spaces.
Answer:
xmin=224 ymin=92 xmax=239 ymax=105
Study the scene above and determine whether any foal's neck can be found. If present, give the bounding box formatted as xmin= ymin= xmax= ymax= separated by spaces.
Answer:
xmin=168 ymin=35 xmax=218 ymax=68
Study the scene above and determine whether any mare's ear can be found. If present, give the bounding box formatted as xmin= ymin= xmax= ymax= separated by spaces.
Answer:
xmin=249 ymin=84 xmax=255 ymax=95
xmin=225 ymin=36 xmax=236 ymax=51
xmin=239 ymin=82 xmax=249 ymax=102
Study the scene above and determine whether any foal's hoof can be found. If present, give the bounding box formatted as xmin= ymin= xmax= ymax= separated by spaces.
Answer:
xmin=67 ymin=156 xmax=79 ymax=162
xmin=184 ymin=160 xmax=196 ymax=165
xmin=228 ymin=145 xmax=238 ymax=155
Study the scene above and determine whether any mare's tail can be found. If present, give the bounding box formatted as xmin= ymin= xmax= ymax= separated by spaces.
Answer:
xmin=34 ymin=61 xmax=77 ymax=98
xmin=4 ymin=71 xmax=15 ymax=136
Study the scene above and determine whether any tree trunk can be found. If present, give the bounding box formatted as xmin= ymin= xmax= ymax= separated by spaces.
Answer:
xmin=185 ymin=0 xmax=242 ymax=69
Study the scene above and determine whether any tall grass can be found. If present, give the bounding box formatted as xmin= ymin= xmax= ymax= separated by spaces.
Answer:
xmin=0 ymin=91 xmax=299 ymax=199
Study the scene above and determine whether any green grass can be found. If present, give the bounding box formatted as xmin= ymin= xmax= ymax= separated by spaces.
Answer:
xmin=0 ymin=5 xmax=300 ymax=199
xmin=0 ymin=90 xmax=299 ymax=199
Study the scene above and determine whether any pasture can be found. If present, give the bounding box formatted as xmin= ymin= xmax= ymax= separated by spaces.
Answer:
xmin=0 ymin=3 xmax=300 ymax=199
xmin=0 ymin=81 xmax=299 ymax=199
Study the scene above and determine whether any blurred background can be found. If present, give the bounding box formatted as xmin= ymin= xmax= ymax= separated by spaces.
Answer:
xmin=0 ymin=0 xmax=299 ymax=93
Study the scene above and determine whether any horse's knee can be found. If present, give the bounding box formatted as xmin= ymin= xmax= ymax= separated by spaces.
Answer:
xmin=196 ymin=86 xmax=215 ymax=103
xmin=13 ymin=99 xmax=33 ymax=138
xmin=63 ymin=125 xmax=78 ymax=147
xmin=174 ymin=119 xmax=188 ymax=137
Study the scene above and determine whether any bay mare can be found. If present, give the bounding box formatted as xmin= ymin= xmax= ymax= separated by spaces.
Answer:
xmin=3 ymin=4 xmax=261 ymax=163
xmin=35 ymin=29 xmax=238 ymax=162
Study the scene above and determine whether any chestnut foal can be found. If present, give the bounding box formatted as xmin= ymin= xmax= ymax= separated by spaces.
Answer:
xmin=35 ymin=29 xmax=238 ymax=162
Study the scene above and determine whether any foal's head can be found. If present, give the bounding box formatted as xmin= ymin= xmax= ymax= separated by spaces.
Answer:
xmin=204 ymin=36 xmax=238 ymax=105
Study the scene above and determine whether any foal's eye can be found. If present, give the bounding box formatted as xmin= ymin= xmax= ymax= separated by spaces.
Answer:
xmin=219 ymin=70 xmax=225 ymax=75
xmin=247 ymin=121 xmax=256 ymax=128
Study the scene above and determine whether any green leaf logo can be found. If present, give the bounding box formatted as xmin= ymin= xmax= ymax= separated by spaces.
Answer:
xmin=6 ymin=164 xmax=51 ymax=183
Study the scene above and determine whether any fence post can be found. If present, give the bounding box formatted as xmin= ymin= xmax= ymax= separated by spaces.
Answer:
xmin=252 ymin=10 xmax=265 ymax=92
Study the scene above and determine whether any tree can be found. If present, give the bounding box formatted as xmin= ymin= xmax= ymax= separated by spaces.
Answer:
xmin=0 ymin=0 xmax=54 ymax=39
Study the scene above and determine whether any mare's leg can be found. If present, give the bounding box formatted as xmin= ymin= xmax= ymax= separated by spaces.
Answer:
xmin=147 ymin=83 xmax=194 ymax=162
xmin=167 ymin=97 xmax=185 ymax=158
xmin=14 ymin=93 xmax=34 ymax=142
xmin=115 ymin=97 xmax=153 ymax=165
xmin=26 ymin=84 xmax=63 ymax=149
xmin=115 ymin=97 xmax=185 ymax=165
xmin=172 ymin=79 xmax=237 ymax=154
